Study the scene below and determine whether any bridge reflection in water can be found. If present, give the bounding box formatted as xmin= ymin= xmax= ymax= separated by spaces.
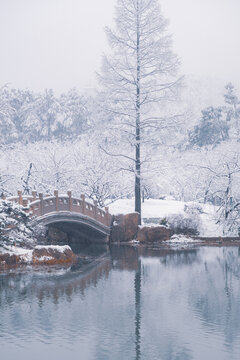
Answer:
xmin=2 ymin=245 xmax=239 ymax=360
xmin=0 ymin=243 xmax=143 ymax=360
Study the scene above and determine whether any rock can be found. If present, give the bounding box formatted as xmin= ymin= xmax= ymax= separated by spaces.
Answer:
xmin=111 ymin=213 xmax=139 ymax=242
xmin=0 ymin=244 xmax=77 ymax=270
xmin=124 ymin=213 xmax=139 ymax=241
xmin=137 ymin=226 xmax=170 ymax=243
xmin=32 ymin=245 xmax=77 ymax=265
xmin=0 ymin=253 xmax=20 ymax=269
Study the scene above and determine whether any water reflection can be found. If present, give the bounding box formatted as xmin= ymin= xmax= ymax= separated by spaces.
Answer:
xmin=1 ymin=245 xmax=240 ymax=359
xmin=110 ymin=245 xmax=139 ymax=271
xmin=0 ymin=259 xmax=112 ymax=307
xmin=135 ymin=259 xmax=141 ymax=360
xmin=188 ymin=248 xmax=240 ymax=350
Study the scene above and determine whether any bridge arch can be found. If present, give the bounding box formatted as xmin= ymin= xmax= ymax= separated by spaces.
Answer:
xmin=4 ymin=190 xmax=112 ymax=243
xmin=35 ymin=211 xmax=111 ymax=242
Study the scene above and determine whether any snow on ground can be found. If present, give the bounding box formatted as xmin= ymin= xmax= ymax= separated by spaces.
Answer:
xmin=166 ymin=235 xmax=198 ymax=244
xmin=109 ymin=198 xmax=224 ymax=237
xmin=37 ymin=256 xmax=54 ymax=261
xmin=199 ymin=204 xmax=224 ymax=237
xmin=0 ymin=245 xmax=71 ymax=263
xmin=35 ymin=245 xmax=71 ymax=252
xmin=109 ymin=198 xmax=185 ymax=218
xmin=138 ymin=223 xmax=169 ymax=229
xmin=0 ymin=245 xmax=33 ymax=262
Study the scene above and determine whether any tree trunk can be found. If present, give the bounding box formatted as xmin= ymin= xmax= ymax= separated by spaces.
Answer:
xmin=135 ymin=141 xmax=141 ymax=223
xmin=135 ymin=0 xmax=141 ymax=225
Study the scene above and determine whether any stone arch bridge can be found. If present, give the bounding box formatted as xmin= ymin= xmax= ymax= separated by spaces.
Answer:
xmin=5 ymin=191 xmax=112 ymax=243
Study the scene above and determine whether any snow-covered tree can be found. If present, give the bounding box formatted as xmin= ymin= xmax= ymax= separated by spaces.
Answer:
xmin=207 ymin=153 xmax=240 ymax=234
xmin=0 ymin=85 xmax=17 ymax=144
xmin=98 ymin=0 xmax=181 ymax=223
xmin=0 ymin=200 xmax=34 ymax=247
xmin=59 ymin=88 xmax=90 ymax=139
xmin=0 ymin=86 xmax=92 ymax=144
xmin=189 ymin=106 xmax=229 ymax=147
xmin=224 ymin=83 xmax=240 ymax=137
xmin=35 ymin=89 xmax=60 ymax=141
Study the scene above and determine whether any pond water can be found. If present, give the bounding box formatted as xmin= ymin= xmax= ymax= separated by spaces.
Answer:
xmin=1 ymin=245 xmax=240 ymax=360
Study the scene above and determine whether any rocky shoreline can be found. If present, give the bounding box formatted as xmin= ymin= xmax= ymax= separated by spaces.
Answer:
xmin=0 ymin=244 xmax=77 ymax=271
xmin=1 ymin=211 xmax=240 ymax=272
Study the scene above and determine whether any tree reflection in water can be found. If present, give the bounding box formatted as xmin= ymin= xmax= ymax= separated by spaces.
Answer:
xmin=135 ymin=259 xmax=141 ymax=360
xmin=1 ymin=245 xmax=240 ymax=360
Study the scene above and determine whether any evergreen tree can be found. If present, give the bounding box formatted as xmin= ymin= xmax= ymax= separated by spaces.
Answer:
xmin=0 ymin=200 xmax=33 ymax=246
xmin=189 ymin=107 xmax=229 ymax=147
xmin=224 ymin=83 xmax=240 ymax=137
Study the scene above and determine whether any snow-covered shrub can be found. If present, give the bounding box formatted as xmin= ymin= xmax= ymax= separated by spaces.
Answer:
xmin=32 ymin=224 xmax=47 ymax=238
xmin=167 ymin=213 xmax=201 ymax=236
xmin=159 ymin=217 xmax=168 ymax=226
xmin=0 ymin=200 xmax=35 ymax=247
xmin=184 ymin=203 xmax=203 ymax=215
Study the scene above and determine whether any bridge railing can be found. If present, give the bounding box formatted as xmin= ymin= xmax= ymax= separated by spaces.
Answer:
xmin=3 ymin=190 xmax=111 ymax=227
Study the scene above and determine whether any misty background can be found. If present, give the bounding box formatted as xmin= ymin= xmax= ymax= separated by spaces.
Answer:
xmin=0 ymin=0 xmax=239 ymax=92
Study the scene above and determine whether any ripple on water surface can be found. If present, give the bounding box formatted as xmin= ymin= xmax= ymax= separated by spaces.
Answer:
xmin=1 ymin=246 xmax=240 ymax=360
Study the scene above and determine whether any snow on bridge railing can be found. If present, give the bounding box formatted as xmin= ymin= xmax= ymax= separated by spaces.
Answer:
xmin=2 ymin=190 xmax=111 ymax=227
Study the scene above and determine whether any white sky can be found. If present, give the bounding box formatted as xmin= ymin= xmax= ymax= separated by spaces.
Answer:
xmin=0 ymin=0 xmax=239 ymax=93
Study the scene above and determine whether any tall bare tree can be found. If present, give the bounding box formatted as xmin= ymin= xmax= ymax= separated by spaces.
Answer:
xmin=98 ymin=0 xmax=181 ymax=223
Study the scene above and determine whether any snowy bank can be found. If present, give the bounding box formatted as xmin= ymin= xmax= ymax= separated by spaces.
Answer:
xmin=166 ymin=235 xmax=199 ymax=244
xmin=109 ymin=198 xmax=223 ymax=237
xmin=35 ymin=245 xmax=71 ymax=253
xmin=0 ymin=244 xmax=76 ymax=269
